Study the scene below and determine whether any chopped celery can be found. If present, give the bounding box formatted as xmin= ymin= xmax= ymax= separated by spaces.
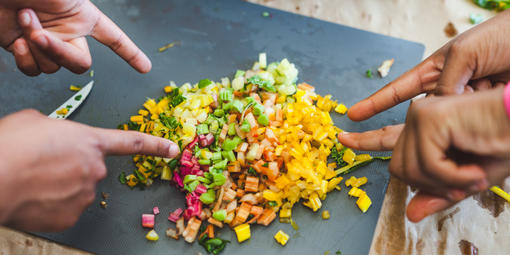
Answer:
xmin=214 ymin=109 xmax=225 ymax=117
xmin=257 ymin=114 xmax=269 ymax=126
xmin=252 ymin=103 xmax=265 ymax=116
xmin=184 ymin=180 xmax=199 ymax=192
xmin=183 ymin=175 xmax=198 ymax=184
xmin=228 ymin=123 xmax=236 ymax=136
xmin=222 ymin=150 xmax=236 ymax=162
xmin=235 ymin=70 xmax=245 ymax=78
xmin=197 ymin=123 xmax=209 ymax=135
xmin=211 ymin=152 xmax=222 ymax=161
xmin=200 ymin=189 xmax=216 ymax=204
xmin=213 ymin=159 xmax=228 ymax=170
xmin=231 ymin=100 xmax=244 ymax=113
xmin=222 ymin=138 xmax=238 ymax=151
xmin=219 ymin=88 xmax=233 ymax=102
xmin=198 ymin=159 xmax=211 ymax=165
xmin=213 ymin=173 xmax=227 ymax=186
xmin=197 ymin=176 xmax=211 ymax=184
xmin=240 ymin=119 xmax=251 ymax=132
xmin=210 ymin=120 xmax=219 ymax=133
xmin=213 ymin=209 xmax=227 ymax=221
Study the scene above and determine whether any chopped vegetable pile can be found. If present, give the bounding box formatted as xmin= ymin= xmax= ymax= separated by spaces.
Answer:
xmin=473 ymin=0 xmax=510 ymax=11
xmin=120 ymin=54 xmax=386 ymax=253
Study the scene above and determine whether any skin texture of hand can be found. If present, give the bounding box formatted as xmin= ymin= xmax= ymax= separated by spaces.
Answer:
xmin=348 ymin=10 xmax=510 ymax=122
xmin=338 ymin=88 xmax=510 ymax=222
xmin=0 ymin=0 xmax=151 ymax=76
xmin=0 ymin=109 xmax=179 ymax=231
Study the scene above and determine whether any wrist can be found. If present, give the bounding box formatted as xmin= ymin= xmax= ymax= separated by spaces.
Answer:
xmin=485 ymin=86 xmax=510 ymax=156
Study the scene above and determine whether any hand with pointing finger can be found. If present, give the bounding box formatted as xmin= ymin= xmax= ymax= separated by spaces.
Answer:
xmin=0 ymin=0 xmax=151 ymax=76
xmin=0 ymin=110 xmax=179 ymax=231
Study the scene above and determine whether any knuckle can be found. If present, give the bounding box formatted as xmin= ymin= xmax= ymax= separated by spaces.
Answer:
xmin=132 ymin=134 xmax=145 ymax=154
xmin=95 ymin=163 xmax=107 ymax=180
xmin=449 ymin=39 xmax=467 ymax=56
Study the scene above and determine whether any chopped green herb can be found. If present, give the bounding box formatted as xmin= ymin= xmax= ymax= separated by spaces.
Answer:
xmin=262 ymin=162 xmax=269 ymax=167
xmin=74 ymin=95 xmax=82 ymax=101
xmin=198 ymin=235 xmax=230 ymax=255
xmin=330 ymin=146 xmax=348 ymax=168
xmin=336 ymin=250 xmax=342 ymax=255
xmin=365 ymin=69 xmax=373 ymax=78
xmin=247 ymin=167 xmax=258 ymax=176
xmin=66 ymin=105 xmax=73 ymax=109
xmin=167 ymin=89 xmax=186 ymax=107
xmin=127 ymin=121 xmax=141 ymax=130
xmin=119 ymin=172 xmax=127 ymax=184
xmin=198 ymin=79 xmax=213 ymax=89
xmin=160 ymin=114 xmax=180 ymax=130
xmin=268 ymin=201 xmax=278 ymax=207
xmin=247 ymin=75 xmax=276 ymax=92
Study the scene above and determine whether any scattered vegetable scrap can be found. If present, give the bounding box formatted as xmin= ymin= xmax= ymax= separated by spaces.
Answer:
xmin=89 ymin=70 xmax=94 ymax=77
xmin=262 ymin=11 xmax=271 ymax=17
xmin=377 ymin=58 xmax=394 ymax=78
xmin=159 ymin=41 xmax=180 ymax=52
xmin=100 ymin=201 xmax=107 ymax=209
xmin=120 ymin=54 xmax=385 ymax=253
xmin=444 ymin=22 xmax=458 ymax=38
xmin=74 ymin=95 xmax=82 ymax=101
xmin=56 ymin=108 xmax=68 ymax=116
xmin=146 ymin=229 xmax=159 ymax=241
xmin=274 ymin=230 xmax=289 ymax=246
xmin=322 ymin=210 xmax=330 ymax=220
xmin=365 ymin=69 xmax=373 ymax=78
xmin=469 ymin=13 xmax=484 ymax=24
xmin=69 ymin=85 xmax=81 ymax=91
xmin=473 ymin=0 xmax=510 ymax=11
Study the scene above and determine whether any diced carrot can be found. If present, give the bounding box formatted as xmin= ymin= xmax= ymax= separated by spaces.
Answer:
xmin=262 ymin=92 xmax=277 ymax=106
xmin=231 ymin=182 xmax=238 ymax=190
xmin=252 ymin=160 xmax=265 ymax=173
xmin=262 ymin=162 xmax=280 ymax=181
xmin=250 ymin=206 xmax=264 ymax=216
xmin=228 ymin=114 xmax=237 ymax=124
xmin=236 ymin=189 xmax=245 ymax=198
xmin=182 ymin=217 xmax=202 ymax=243
xmin=257 ymin=209 xmax=277 ymax=226
xmin=246 ymin=214 xmax=260 ymax=224
xmin=275 ymin=108 xmax=283 ymax=122
xmin=223 ymin=188 xmax=237 ymax=202
xmin=298 ymin=82 xmax=315 ymax=91
xmin=276 ymin=158 xmax=284 ymax=169
xmin=265 ymin=128 xmax=279 ymax=144
xmin=208 ymin=217 xmax=224 ymax=228
xmin=263 ymin=150 xmax=276 ymax=162
xmin=233 ymin=91 xmax=244 ymax=97
xmin=237 ymin=152 xmax=246 ymax=167
xmin=245 ymin=176 xmax=259 ymax=192
xmin=232 ymin=202 xmax=252 ymax=226
xmin=228 ymin=161 xmax=241 ymax=173
xmin=269 ymin=121 xmax=282 ymax=127
xmin=245 ymin=113 xmax=258 ymax=129
xmin=237 ymin=142 xmax=249 ymax=152
xmin=220 ymin=124 xmax=229 ymax=142
xmin=206 ymin=224 xmax=214 ymax=239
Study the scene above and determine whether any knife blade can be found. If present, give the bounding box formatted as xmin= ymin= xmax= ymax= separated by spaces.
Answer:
xmin=48 ymin=80 xmax=94 ymax=119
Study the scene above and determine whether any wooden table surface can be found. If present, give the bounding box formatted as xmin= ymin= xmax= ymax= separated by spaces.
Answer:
xmin=0 ymin=0 xmax=497 ymax=254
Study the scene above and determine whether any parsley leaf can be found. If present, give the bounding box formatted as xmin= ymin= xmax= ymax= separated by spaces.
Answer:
xmin=330 ymin=146 xmax=348 ymax=168
xmin=159 ymin=113 xmax=180 ymax=130
xmin=247 ymin=75 xmax=276 ymax=92
xmin=167 ymin=89 xmax=186 ymax=107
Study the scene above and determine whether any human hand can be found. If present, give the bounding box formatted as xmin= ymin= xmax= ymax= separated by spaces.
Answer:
xmin=348 ymin=10 xmax=510 ymax=122
xmin=0 ymin=109 xmax=179 ymax=231
xmin=0 ymin=0 xmax=151 ymax=76
xmin=338 ymin=88 xmax=510 ymax=222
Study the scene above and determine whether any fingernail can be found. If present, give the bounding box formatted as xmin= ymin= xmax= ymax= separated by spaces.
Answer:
xmin=33 ymin=34 xmax=48 ymax=48
xmin=20 ymin=12 xmax=31 ymax=26
xmin=168 ymin=142 xmax=180 ymax=158
xmin=14 ymin=41 xmax=28 ymax=55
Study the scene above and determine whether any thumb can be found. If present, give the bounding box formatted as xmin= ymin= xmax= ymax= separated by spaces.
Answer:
xmin=406 ymin=191 xmax=454 ymax=222
xmin=94 ymin=128 xmax=180 ymax=158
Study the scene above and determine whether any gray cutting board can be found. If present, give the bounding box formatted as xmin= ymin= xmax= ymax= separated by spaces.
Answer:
xmin=0 ymin=0 xmax=423 ymax=254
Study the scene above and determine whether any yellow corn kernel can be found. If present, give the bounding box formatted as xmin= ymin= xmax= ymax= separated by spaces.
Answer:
xmin=356 ymin=193 xmax=372 ymax=213
xmin=164 ymin=86 xmax=173 ymax=93
xmin=334 ymin=104 xmax=348 ymax=114
xmin=279 ymin=208 xmax=292 ymax=218
xmin=130 ymin=115 xmax=144 ymax=123
xmin=234 ymin=224 xmax=251 ymax=243
xmin=322 ymin=210 xmax=330 ymax=220
xmin=69 ymin=85 xmax=81 ymax=91
xmin=342 ymin=149 xmax=356 ymax=165
xmin=138 ymin=109 xmax=149 ymax=116
xmin=274 ymin=230 xmax=289 ymax=246
xmin=56 ymin=108 xmax=68 ymax=116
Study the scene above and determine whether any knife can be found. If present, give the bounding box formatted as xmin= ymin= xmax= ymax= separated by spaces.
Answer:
xmin=48 ymin=80 xmax=94 ymax=119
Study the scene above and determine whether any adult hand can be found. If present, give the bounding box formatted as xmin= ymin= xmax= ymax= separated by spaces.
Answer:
xmin=0 ymin=0 xmax=151 ymax=76
xmin=348 ymin=10 xmax=510 ymax=122
xmin=0 ymin=109 xmax=179 ymax=231
xmin=338 ymin=88 xmax=510 ymax=222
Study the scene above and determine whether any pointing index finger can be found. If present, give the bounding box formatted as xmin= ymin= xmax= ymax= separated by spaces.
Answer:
xmin=91 ymin=10 xmax=151 ymax=73
xmin=348 ymin=54 xmax=444 ymax=121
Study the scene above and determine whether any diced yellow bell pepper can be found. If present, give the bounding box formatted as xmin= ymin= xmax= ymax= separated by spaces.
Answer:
xmin=234 ymin=224 xmax=251 ymax=243
xmin=355 ymin=154 xmax=372 ymax=162
xmin=356 ymin=193 xmax=372 ymax=213
xmin=322 ymin=210 xmax=330 ymax=220
xmin=130 ymin=115 xmax=144 ymax=123
xmin=138 ymin=109 xmax=149 ymax=116
xmin=334 ymin=104 xmax=348 ymax=114
xmin=145 ymin=229 xmax=159 ymax=241
xmin=345 ymin=176 xmax=356 ymax=187
xmin=352 ymin=176 xmax=368 ymax=188
xmin=327 ymin=177 xmax=343 ymax=192
xmin=274 ymin=230 xmax=289 ymax=246
xmin=348 ymin=187 xmax=366 ymax=198
xmin=279 ymin=208 xmax=292 ymax=218
xmin=164 ymin=86 xmax=173 ymax=93
xmin=342 ymin=148 xmax=356 ymax=165
xmin=139 ymin=123 xmax=146 ymax=132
